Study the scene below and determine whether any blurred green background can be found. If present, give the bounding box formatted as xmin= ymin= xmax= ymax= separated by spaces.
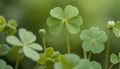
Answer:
xmin=0 ymin=0 xmax=120 ymax=69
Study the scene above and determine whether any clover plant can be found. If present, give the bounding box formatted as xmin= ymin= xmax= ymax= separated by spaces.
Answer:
xmin=47 ymin=5 xmax=82 ymax=54
xmin=0 ymin=5 xmax=120 ymax=69
xmin=109 ymin=52 xmax=120 ymax=69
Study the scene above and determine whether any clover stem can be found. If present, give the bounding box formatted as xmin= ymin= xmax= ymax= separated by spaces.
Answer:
xmin=83 ymin=50 xmax=87 ymax=59
xmin=109 ymin=64 xmax=113 ymax=69
xmin=64 ymin=23 xmax=71 ymax=54
xmin=104 ymin=30 xmax=112 ymax=69
xmin=88 ymin=51 xmax=92 ymax=60
xmin=15 ymin=56 xmax=20 ymax=69
xmin=119 ymin=62 xmax=120 ymax=69
xmin=42 ymin=34 xmax=46 ymax=52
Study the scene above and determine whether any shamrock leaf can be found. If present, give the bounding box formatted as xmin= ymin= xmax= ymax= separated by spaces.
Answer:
xmin=47 ymin=5 xmax=82 ymax=35
xmin=0 ymin=59 xmax=13 ymax=69
xmin=6 ymin=28 xmax=43 ymax=61
xmin=110 ymin=53 xmax=120 ymax=64
xmin=0 ymin=44 xmax=10 ymax=56
xmin=80 ymin=27 xmax=107 ymax=54
xmin=0 ymin=15 xmax=17 ymax=35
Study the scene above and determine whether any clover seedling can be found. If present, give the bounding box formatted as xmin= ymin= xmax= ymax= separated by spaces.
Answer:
xmin=37 ymin=47 xmax=60 ymax=69
xmin=47 ymin=5 xmax=82 ymax=54
xmin=0 ymin=59 xmax=13 ymax=69
xmin=109 ymin=52 xmax=120 ymax=69
xmin=80 ymin=27 xmax=107 ymax=59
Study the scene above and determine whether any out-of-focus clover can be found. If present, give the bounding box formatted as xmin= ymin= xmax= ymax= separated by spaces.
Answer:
xmin=37 ymin=47 xmax=60 ymax=69
xmin=47 ymin=5 xmax=82 ymax=35
xmin=6 ymin=28 xmax=43 ymax=61
xmin=0 ymin=15 xmax=17 ymax=35
xmin=0 ymin=59 xmax=13 ymax=69
xmin=80 ymin=27 xmax=108 ymax=54
xmin=110 ymin=52 xmax=120 ymax=64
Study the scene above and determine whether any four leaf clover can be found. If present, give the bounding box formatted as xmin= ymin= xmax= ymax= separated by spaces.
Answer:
xmin=47 ymin=5 xmax=82 ymax=35
xmin=0 ymin=15 xmax=17 ymax=35
xmin=6 ymin=28 xmax=43 ymax=61
xmin=80 ymin=27 xmax=108 ymax=54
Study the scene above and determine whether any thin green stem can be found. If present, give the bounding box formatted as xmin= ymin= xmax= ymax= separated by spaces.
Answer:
xmin=64 ymin=23 xmax=70 ymax=54
xmin=42 ymin=35 xmax=46 ymax=52
xmin=104 ymin=30 xmax=112 ymax=69
xmin=15 ymin=56 xmax=20 ymax=69
xmin=109 ymin=64 xmax=113 ymax=69
xmin=84 ymin=50 xmax=87 ymax=59
xmin=88 ymin=51 xmax=92 ymax=60
xmin=118 ymin=62 xmax=120 ymax=69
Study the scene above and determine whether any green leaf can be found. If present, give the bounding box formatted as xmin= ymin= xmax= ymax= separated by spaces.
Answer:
xmin=65 ymin=5 xmax=79 ymax=19
xmin=0 ymin=59 xmax=13 ymax=69
xmin=37 ymin=54 xmax=46 ymax=65
xmin=50 ymin=7 xmax=64 ymax=19
xmin=52 ymin=51 xmax=60 ymax=60
xmin=28 ymin=43 xmax=43 ymax=51
xmin=110 ymin=53 xmax=119 ymax=64
xmin=23 ymin=46 xmax=39 ymax=61
xmin=45 ymin=47 xmax=54 ymax=57
xmin=82 ymin=41 xmax=92 ymax=52
xmin=89 ymin=27 xmax=100 ymax=38
xmin=0 ymin=16 xmax=6 ymax=31
xmin=68 ymin=16 xmax=82 ymax=26
xmin=19 ymin=28 xmax=36 ymax=44
xmin=7 ymin=26 xmax=16 ymax=35
xmin=116 ymin=21 xmax=120 ymax=29
xmin=6 ymin=35 xmax=23 ymax=46
xmin=96 ymin=31 xmax=107 ymax=42
xmin=91 ymin=61 xmax=101 ymax=69
xmin=54 ymin=62 xmax=65 ymax=69
xmin=91 ymin=42 xmax=104 ymax=54
xmin=113 ymin=28 xmax=120 ymax=37
xmin=47 ymin=17 xmax=62 ymax=27
xmin=80 ymin=30 xmax=90 ymax=41
xmin=66 ymin=23 xmax=80 ymax=34
xmin=7 ymin=20 xmax=17 ymax=27
xmin=0 ymin=44 xmax=10 ymax=56
xmin=64 ymin=54 xmax=81 ymax=68
xmin=49 ymin=23 xmax=62 ymax=35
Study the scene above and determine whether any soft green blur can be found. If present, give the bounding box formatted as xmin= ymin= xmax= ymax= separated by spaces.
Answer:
xmin=0 ymin=0 xmax=120 ymax=69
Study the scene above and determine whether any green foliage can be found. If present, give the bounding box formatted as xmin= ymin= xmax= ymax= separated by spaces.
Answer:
xmin=0 ymin=59 xmax=13 ymax=69
xmin=0 ymin=44 xmax=10 ymax=56
xmin=0 ymin=15 xmax=17 ymax=35
xmin=47 ymin=5 xmax=82 ymax=35
xmin=110 ymin=53 xmax=120 ymax=64
xmin=80 ymin=27 xmax=108 ymax=54
xmin=54 ymin=54 xmax=101 ymax=69
xmin=6 ymin=28 xmax=43 ymax=61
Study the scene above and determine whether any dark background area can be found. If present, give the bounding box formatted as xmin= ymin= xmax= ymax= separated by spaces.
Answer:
xmin=0 ymin=0 xmax=120 ymax=69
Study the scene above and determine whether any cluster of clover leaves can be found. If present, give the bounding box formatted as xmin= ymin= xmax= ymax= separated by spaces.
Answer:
xmin=0 ymin=5 xmax=120 ymax=69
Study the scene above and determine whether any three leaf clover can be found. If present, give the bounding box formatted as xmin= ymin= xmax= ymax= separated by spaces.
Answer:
xmin=6 ymin=28 xmax=43 ymax=61
xmin=0 ymin=59 xmax=13 ymax=69
xmin=54 ymin=54 xmax=101 ymax=69
xmin=47 ymin=5 xmax=82 ymax=35
xmin=110 ymin=52 xmax=120 ymax=64
xmin=80 ymin=27 xmax=108 ymax=54
xmin=0 ymin=15 xmax=17 ymax=35
xmin=0 ymin=44 xmax=10 ymax=56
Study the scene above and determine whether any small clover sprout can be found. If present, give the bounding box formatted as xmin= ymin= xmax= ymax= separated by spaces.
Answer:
xmin=47 ymin=5 xmax=82 ymax=35
xmin=80 ymin=27 xmax=108 ymax=54
xmin=6 ymin=28 xmax=43 ymax=61
xmin=0 ymin=15 xmax=17 ymax=35
xmin=39 ymin=29 xmax=46 ymax=35
xmin=0 ymin=59 xmax=13 ymax=69
xmin=37 ymin=47 xmax=60 ymax=68
xmin=110 ymin=53 xmax=120 ymax=64
xmin=54 ymin=54 xmax=101 ymax=69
